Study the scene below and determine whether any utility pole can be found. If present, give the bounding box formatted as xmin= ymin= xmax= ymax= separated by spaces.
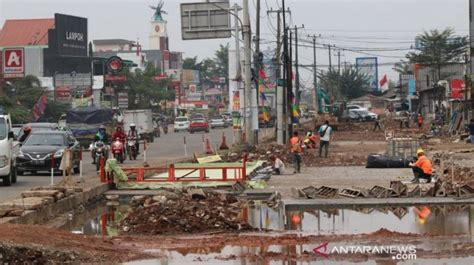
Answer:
xmin=281 ymin=0 xmax=291 ymax=140
xmin=293 ymin=25 xmax=304 ymax=111
xmin=337 ymin=50 xmax=341 ymax=74
xmin=328 ymin=45 xmax=332 ymax=70
xmin=268 ymin=8 xmax=290 ymax=145
xmin=242 ymin=0 xmax=253 ymax=144
xmin=312 ymin=35 xmax=318 ymax=112
xmin=233 ymin=3 xmax=243 ymax=142
xmin=287 ymin=28 xmax=293 ymax=137
xmin=252 ymin=0 xmax=261 ymax=145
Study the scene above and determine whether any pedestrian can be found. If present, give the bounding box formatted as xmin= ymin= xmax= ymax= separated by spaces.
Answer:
xmin=289 ymin=131 xmax=302 ymax=173
xmin=270 ymin=155 xmax=285 ymax=175
xmin=417 ymin=113 xmax=423 ymax=128
xmin=409 ymin=149 xmax=433 ymax=183
xmin=373 ymin=116 xmax=382 ymax=131
xmin=469 ymin=119 xmax=474 ymax=144
xmin=318 ymin=120 xmax=333 ymax=158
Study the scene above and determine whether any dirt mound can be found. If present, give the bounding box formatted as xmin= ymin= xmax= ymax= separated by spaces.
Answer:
xmin=0 ymin=243 xmax=80 ymax=264
xmin=119 ymin=190 xmax=253 ymax=235
xmin=368 ymin=228 xmax=417 ymax=237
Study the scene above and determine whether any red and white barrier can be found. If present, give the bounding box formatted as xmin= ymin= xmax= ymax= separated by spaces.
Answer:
xmin=50 ymin=153 xmax=55 ymax=185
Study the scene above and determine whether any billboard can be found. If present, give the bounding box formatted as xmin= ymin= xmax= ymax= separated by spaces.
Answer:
xmin=51 ymin=13 xmax=88 ymax=56
xmin=180 ymin=2 xmax=231 ymax=40
xmin=356 ymin=57 xmax=378 ymax=91
xmin=450 ymin=79 xmax=465 ymax=99
xmin=2 ymin=48 xmax=25 ymax=78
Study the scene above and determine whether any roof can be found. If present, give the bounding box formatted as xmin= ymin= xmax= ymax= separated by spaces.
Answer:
xmin=93 ymin=39 xmax=135 ymax=45
xmin=0 ymin=18 xmax=54 ymax=46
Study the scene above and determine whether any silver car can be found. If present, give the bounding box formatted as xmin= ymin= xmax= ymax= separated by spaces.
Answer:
xmin=210 ymin=115 xmax=227 ymax=129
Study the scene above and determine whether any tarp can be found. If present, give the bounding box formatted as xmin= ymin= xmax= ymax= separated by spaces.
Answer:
xmin=66 ymin=107 xmax=114 ymax=124
xmin=366 ymin=154 xmax=415 ymax=168
xmin=105 ymin=159 xmax=128 ymax=183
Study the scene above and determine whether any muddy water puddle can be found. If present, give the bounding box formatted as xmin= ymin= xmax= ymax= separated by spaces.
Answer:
xmin=64 ymin=201 xmax=474 ymax=239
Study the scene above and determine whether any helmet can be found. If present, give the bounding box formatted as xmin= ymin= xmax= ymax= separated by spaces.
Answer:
xmin=24 ymin=125 xmax=32 ymax=133
xmin=99 ymin=125 xmax=106 ymax=131
xmin=130 ymin=123 xmax=136 ymax=129
xmin=416 ymin=149 xmax=425 ymax=156
xmin=306 ymin=131 xmax=312 ymax=137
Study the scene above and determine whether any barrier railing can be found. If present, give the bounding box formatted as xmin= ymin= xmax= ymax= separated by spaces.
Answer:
xmin=101 ymin=158 xmax=248 ymax=184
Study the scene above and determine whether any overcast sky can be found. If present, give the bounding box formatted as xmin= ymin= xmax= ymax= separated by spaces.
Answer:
xmin=0 ymin=0 xmax=469 ymax=85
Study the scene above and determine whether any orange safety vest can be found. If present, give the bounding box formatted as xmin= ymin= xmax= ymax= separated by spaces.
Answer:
xmin=289 ymin=136 xmax=302 ymax=153
xmin=414 ymin=155 xmax=433 ymax=174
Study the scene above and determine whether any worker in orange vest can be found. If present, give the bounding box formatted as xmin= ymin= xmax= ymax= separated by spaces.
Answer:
xmin=417 ymin=114 xmax=423 ymax=128
xmin=409 ymin=149 xmax=433 ymax=183
xmin=289 ymin=131 xmax=303 ymax=174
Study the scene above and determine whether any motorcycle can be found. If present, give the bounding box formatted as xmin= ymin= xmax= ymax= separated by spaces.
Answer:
xmin=127 ymin=137 xmax=138 ymax=160
xmin=111 ymin=138 xmax=125 ymax=163
xmin=92 ymin=141 xmax=108 ymax=171
xmin=154 ymin=123 xmax=161 ymax=138
xmin=162 ymin=124 xmax=168 ymax=134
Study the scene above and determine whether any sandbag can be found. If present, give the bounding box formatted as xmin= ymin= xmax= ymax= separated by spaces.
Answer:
xmin=366 ymin=154 xmax=415 ymax=168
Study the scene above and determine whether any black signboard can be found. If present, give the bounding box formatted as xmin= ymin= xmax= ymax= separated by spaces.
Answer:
xmin=54 ymin=13 xmax=88 ymax=56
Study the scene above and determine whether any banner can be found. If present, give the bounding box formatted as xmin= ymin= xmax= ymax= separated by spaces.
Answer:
xmin=356 ymin=57 xmax=379 ymax=91
xmin=32 ymin=95 xmax=47 ymax=121
xmin=450 ymin=79 xmax=465 ymax=99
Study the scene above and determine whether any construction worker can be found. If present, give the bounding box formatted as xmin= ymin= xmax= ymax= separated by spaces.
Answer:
xmin=270 ymin=155 xmax=285 ymax=175
xmin=289 ymin=131 xmax=302 ymax=174
xmin=409 ymin=149 xmax=433 ymax=183
xmin=318 ymin=120 xmax=333 ymax=158
xmin=95 ymin=125 xmax=109 ymax=143
xmin=19 ymin=125 xmax=32 ymax=143
xmin=303 ymin=131 xmax=317 ymax=149
xmin=373 ymin=116 xmax=382 ymax=131
xmin=417 ymin=113 xmax=423 ymax=128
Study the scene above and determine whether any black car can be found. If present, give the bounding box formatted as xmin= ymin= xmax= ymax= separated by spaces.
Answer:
xmin=17 ymin=131 xmax=80 ymax=175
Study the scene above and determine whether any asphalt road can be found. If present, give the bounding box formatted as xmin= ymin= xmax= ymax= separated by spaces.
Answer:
xmin=0 ymin=126 xmax=274 ymax=201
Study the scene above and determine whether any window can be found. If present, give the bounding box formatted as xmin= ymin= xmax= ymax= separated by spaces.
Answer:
xmin=24 ymin=134 xmax=66 ymax=146
xmin=0 ymin=118 xmax=6 ymax=140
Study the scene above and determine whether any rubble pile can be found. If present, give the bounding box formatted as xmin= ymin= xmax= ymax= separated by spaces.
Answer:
xmin=0 ymin=179 xmax=83 ymax=218
xmin=0 ymin=243 xmax=80 ymax=264
xmin=119 ymin=189 xmax=252 ymax=235
xmin=222 ymin=143 xmax=367 ymax=167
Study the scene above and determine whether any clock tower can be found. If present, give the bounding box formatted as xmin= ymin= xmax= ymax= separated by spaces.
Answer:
xmin=149 ymin=1 xmax=169 ymax=50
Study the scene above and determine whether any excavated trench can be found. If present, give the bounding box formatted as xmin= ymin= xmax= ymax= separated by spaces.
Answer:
xmin=51 ymin=198 xmax=474 ymax=264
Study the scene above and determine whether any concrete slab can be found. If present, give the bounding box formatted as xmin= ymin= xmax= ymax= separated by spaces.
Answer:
xmin=264 ymin=166 xmax=413 ymax=198
xmin=284 ymin=197 xmax=474 ymax=211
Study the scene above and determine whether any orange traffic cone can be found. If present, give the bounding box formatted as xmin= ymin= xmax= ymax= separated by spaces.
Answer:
xmin=205 ymin=138 xmax=213 ymax=154
xmin=219 ymin=132 xmax=229 ymax=150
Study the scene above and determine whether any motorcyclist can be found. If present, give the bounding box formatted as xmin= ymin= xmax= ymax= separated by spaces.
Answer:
xmin=19 ymin=125 xmax=32 ymax=143
xmin=92 ymin=125 xmax=109 ymax=163
xmin=161 ymin=119 xmax=169 ymax=134
xmin=112 ymin=125 xmax=127 ymax=155
xmin=128 ymin=123 xmax=140 ymax=154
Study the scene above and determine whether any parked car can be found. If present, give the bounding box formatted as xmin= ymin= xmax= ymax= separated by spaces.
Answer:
xmin=18 ymin=122 xmax=59 ymax=141
xmin=221 ymin=112 xmax=233 ymax=126
xmin=349 ymin=109 xmax=377 ymax=121
xmin=17 ymin=130 xmax=80 ymax=175
xmin=347 ymin=105 xmax=368 ymax=112
xmin=210 ymin=115 xmax=227 ymax=129
xmin=189 ymin=119 xmax=210 ymax=134
xmin=174 ymin=116 xmax=190 ymax=132
xmin=0 ymin=114 xmax=19 ymax=186
xmin=190 ymin=113 xmax=206 ymax=121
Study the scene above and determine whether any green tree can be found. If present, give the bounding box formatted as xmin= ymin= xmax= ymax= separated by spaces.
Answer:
xmin=393 ymin=60 xmax=413 ymax=75
xmin=319 ymin=68 xmax=370 ymax=100
xmin=126 ymin=62 xmax=172 ymax=110
xmin=182 ymin=56 xmax=200 ymax=70
xmin=406 ymin=28 xmax=467 ymax=80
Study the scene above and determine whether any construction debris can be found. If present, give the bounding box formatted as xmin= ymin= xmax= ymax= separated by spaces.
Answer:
xmin=119 ymin=189 xmax=253 ymax=235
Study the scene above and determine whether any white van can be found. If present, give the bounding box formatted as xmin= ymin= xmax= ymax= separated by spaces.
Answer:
xmin=0 ymin=114 xmax=19 ymax=186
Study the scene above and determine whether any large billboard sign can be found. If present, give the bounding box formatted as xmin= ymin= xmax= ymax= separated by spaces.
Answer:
xmin=181 ymin=2 xmax=231 ymax=40
xmin=2 ymin=48 xmax=25 ymax=78
xmin=356 ymin=57 xmax=378 ymax=91
xmin=53 ymin=13 xmax=88 ymax=56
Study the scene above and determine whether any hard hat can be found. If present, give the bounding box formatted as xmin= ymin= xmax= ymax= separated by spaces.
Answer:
xmin=24 ymin=125 xmax=32 ymax=133
xmin=416 ymin=149 xmax=425 ymax=156
xmin=418 ymin=218 xmax=426 ymax=225
xmin=130 ymin=123 xmax=136 ymax=127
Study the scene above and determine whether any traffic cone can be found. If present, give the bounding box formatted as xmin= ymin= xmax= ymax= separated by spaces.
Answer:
xmin=205 ymin=138 xmax=213 ymax=154
xmin=219 ymin=132 xmax=229 ymax=150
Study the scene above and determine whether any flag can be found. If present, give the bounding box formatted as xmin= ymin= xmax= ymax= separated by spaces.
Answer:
xmin=379 ymin=74 xmax=388 ymax=88
xmin=32 ymin=95 xmax=47 ymax=121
